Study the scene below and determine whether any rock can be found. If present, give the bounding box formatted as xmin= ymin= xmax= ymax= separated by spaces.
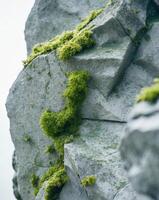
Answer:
xmin=6 ymin=53 xmax=65 ymax=200
xmin=135 ymin=22 xmax=159 ymax=75
xmin=12 ymin=151 xmax=22 ymax=200
xmin=25 ymin=0 xmax=107 ymax=54
xmin=120 ymin=100 xmax=159 ymax=200
xmin=6 ymin=0 xmax=159 ymax=200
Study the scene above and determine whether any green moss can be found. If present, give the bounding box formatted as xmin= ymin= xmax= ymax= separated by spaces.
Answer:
xmin=136 ymin=79 xmax=159 ymax=103
xmin=45 ymin=168 xmax=68 ymax=200
xmin=32 ymin=161 xmax=68 ymax=199
xmin=57 ymin=29 xmax=95 ymax=61
xmin=23 ymin=31 xmax=74 ymax=66
xmin=76 ymin=9 xmax=103 ymax=31
xmin=23 ymin=134 xmax=32 ymax=143
xmin=38 ymin=161 xmax=64 ymax=188
xmin=40 ymin=71 xmax=90 ymax=143
xmin=81 ymin=176 xmax=96 ymax=187
xmin=24 ymin=8 xmax=104 ymax=66
xmin=45 ymin=145 xmax=55 ymax=154
xmin=30 ymin=174 xmax=40 ymax=195
xmin=53 ymin=135 xmax=74 ymax=157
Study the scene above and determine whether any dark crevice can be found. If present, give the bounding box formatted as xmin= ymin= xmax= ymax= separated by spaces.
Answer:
xmin=82 ymin=117 xmax=126 ymax=123
xmin=44 ymin=56 xmax=52 ymax=94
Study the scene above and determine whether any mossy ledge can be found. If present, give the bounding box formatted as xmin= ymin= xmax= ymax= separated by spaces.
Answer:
xmin=137 ymin=78 xmax=159 ymax=103
xmin=24 ymin=9 xmax=103 ymax=66
xmin=81 ymin=176 xmax=96 ymax=187
xmin=31 ymin=71 xmax=90 ymax=199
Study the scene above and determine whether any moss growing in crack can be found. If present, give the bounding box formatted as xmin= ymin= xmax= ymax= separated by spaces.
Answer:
xmin=31 ymin=160 xmax=68 ymax=199
xmin=137 ymin=78 xmax=159 ymax=103
xmin=81 ymin=176 xmax=96 ymax=187
xmin=57 ymin=29 xmax=95 ymax=61
xmin=53 ymin=135 xmax=74 ymax=157
xmin=24 ymin=31 xmax=74 ymax=66
xmin=44 ymin=167 xmax=68 ymax=200
xmin=76 ymin=9 xmax=103 ymax=31
xmin=37 ymin=70 xmax=90 ymax=199
xmin=24 ymin=8 xmax=104 ymax=66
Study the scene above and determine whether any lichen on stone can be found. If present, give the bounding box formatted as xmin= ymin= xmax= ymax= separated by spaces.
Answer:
xmin=81 ymin=176 xmax=96 ymax=187
xmin=23 ymin=8 xmax=104 ymax=66
xmin=137 ymin=78 xmax=159 ymax=103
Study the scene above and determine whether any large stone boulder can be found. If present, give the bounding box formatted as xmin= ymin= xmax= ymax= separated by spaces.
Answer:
xmin=6 ymin=0 xmax=159 ymax=200
xmin=120 ymin=100 xmax=159 ymax=200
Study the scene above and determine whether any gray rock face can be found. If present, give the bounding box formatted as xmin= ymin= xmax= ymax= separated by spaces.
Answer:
xmin=6 ymin=0 xmax=159 ymax=200
xmin=120 ymin=101 xmax=159 ymax=200
xmin=64 ymin=120 xmax=128 ymax=200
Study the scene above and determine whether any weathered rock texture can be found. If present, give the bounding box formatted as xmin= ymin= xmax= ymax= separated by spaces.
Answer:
xmin=6 ymin=0 xmax=159 ymax=200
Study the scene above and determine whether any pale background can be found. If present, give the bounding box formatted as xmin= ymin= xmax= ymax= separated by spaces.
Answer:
xmin=0 ymin=0 xmax=35 ymax=199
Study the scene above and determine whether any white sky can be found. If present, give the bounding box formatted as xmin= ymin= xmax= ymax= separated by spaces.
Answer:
xmin=0 ymin=0 xmax=35 ymax=199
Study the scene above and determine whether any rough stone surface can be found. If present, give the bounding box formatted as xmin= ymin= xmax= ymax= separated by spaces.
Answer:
xmin=120 ymin=101 xmax=159 ymax=200
xmin=6 ymin=0 xmax=159 ymax=200
xmin=113 ymin=184 xmax=152 ymax=200
xmin=64 ymin=120 xmax=127 ymax=200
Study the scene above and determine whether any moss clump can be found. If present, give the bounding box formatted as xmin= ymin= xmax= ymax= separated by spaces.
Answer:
xmin=32 ymin=161 xmax=68 ymax=199
xmin=136 ymin=78 xmax=159 ymax=103
xmin=40 ymin=70 xmax=90 ymax=148
xmin=38 ymin=161 xmax=64 ymax=189
xmin=45 ymin=168 xmax=68 ymax=200
xmin=81 ymin=176 xmax=96 ymax=187
xmin=24 ymin=8 xmax=104 ymax=66
xmin=57 ymin=29 xmax=95 ymax=61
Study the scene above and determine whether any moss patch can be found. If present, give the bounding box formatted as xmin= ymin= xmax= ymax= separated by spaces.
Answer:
xmin=136 ymin=78 xmax=159 ymax=103
xmin=24 ymin=9 xmax=104 ymax=66
xmin=81 ymin=176 xmax=96 ymax=187
xmin=40 ymin=70 xmax=90 ymax=148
